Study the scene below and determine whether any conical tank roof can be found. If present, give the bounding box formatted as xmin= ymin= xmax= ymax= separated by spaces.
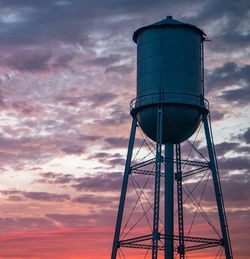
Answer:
xmin=133 ymin=16 xmax=206 ymax=43
xmin=152 ymin=15 xmax=183 ymax=25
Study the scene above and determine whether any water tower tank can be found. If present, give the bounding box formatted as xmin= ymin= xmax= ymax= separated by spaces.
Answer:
xmin=131 ymin=16 xmax=207 ymax=143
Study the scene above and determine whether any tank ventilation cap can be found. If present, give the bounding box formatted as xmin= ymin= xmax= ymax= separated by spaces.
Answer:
xmin=166 ymin=15 xmax=172 ymax=19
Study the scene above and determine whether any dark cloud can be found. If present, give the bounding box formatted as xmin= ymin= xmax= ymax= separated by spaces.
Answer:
xmin=88 ymin=152 xmax=124 ymax=167
xmin=210 ymin=110 xmax=225 ymax=121
xmin=86 ymin=92 xmax=118 ymax=107
xmin=198 ymin=141 xmax=250 ymax=170
xmin=36 ymin=171 xmax=123 ymax=193
xmin=185 ymin=176 xmax=250 ymax=206
xmin=107 ymin=157 xmax=125 ymax=167
xmin=214 ymin=142 xmax=240 ymax=157
xmin=104 ymin=137 xmax=129 ymax=148
xmin=24 ymin=191 xmax=70 ymax=202
xmin=85 ymin=54 xmax=122 ymax=67
xmin=183 ymin=0 xmax=250 ymax=51
xmin=222 ymin=180 xmax=250 ymax=203
xmin=240 ymin=128 xmax=250 ymax=144
xmin=5 ymin=50 xmax=52 ymax=72
xmin=0 ymin=89 xmax=5 ymax=106
xmin=0 ymin=190 xmax=22 ymax=201
xmin=219 ymin=156 xmax=250 ymax=171
xmin=0 ymin=217 xmax=55 ymax=231
xmin=10 ymin=100 xmax=43 ymax=117
xmin=0 ymin=133 xmax=91 ymax=169
xmin=2 ymin=49 xmax=74 ymax=73
xmin=35 ymin=171 xmax=125 ymax=193
xmin=73 ymin=194 xmax=116 ymax=205
xmin=54 ymin=53 xmax=74 ymax=68
xmin=213 ymin=33 xmax=250 ymax=51
xmin=227 ymin=171 xmax=250 ymax=183
xmin=206 ymin=140 xmax=250 ymax=158
xmin=105 ymin=64 xmax=133 ymax=74
xmin=54 ymin=95 xmax=86 ymax=107
xmin=220 ymin=84 xmax=250 ymax=104
xmin=78 ymin=134 xmax=101 ymax=142
xmin=72 ymin=172 xmax=122 ymax=192
xmin=88 ymin=152 xmax=111 ymax=160
xmin=0 ymin=1 xmax=91 ymax=46
xmin=0 ymin=134 xmax=52 ymax=168
xmin=0 ymin=190 xmax=70 ymax=202
xmin=0 ymin=0 xmax=212 ymax=52
xmin=37 ymin=172 xmax=75 ymax=184
xmin=0 ymin=1 xmax=125 ymax=47
xmin=206 ymin=63 xmax=250 ymax=94
xmin=61 ymin=145 xmax=85 ymax=155
xmin=103 ymin=135 xmax=147 ymax=150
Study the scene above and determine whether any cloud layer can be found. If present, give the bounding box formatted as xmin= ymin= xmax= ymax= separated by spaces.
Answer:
xmin=0 ymin=0 xmax=249 ymax=258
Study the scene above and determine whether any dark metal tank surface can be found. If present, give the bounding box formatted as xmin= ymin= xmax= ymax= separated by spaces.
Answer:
xmin=132 ymin=16 xmax=206 ymax=143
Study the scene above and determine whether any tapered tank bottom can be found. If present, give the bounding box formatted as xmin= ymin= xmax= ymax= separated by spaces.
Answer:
xmin=137 ymin=104 xmax=201 ymax=143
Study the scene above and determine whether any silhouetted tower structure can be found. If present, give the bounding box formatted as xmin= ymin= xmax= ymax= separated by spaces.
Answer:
xmin=111 ymin=16 xmax=233 ymax=259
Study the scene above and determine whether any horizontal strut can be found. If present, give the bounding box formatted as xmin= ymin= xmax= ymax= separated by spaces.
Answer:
xmin=131 ymin=165 xmax=209 ymax=178
xmin=131 ymin=157 xmax=209 ymax=171
xmin=119 ymin=234 xmax=223 ymax=252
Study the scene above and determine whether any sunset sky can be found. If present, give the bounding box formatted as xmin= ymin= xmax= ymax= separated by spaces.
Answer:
xmin=0 ymin=0 xmax=249 ymax=258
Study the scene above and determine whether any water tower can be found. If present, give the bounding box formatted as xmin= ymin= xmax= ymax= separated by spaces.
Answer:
xmin=111 ymin=16 xmax=233 ymax=259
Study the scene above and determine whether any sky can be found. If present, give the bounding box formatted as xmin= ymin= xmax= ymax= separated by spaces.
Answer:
xmin=0 ymin=0 xmax=249 ymax=258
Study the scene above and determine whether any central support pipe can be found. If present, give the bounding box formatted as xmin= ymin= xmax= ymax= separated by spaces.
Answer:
xmin=165 ymin=144 xmax=174 ymax=259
